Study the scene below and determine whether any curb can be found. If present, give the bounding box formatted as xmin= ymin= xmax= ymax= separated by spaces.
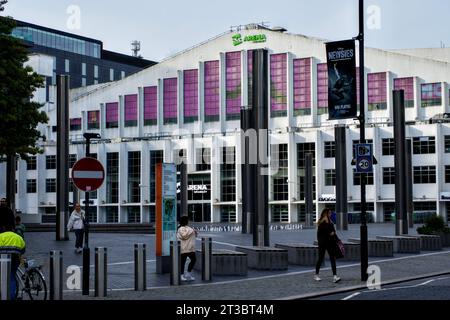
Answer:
xmin=279 ymin=270 xmax=450 ymax=300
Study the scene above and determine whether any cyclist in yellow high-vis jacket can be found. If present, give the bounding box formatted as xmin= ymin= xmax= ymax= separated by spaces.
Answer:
xmin=0 ymin=227 xmax=26 ymax=300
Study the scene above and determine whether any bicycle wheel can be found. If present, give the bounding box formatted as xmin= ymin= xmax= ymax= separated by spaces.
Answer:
xmin=26 ymin=268 xmax=47 ymax=300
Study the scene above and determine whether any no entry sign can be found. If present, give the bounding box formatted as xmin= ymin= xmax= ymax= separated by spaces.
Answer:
xmin=71 ymin=157 xmax=105 ymax=192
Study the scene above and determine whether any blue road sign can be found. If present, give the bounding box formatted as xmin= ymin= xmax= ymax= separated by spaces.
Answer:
xmin=356 ymin=143 xmax=373 ymax=173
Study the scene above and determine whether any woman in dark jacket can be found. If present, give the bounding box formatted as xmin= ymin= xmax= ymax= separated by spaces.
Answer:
xmin=314 ymin=208 xmax=341 ymax=283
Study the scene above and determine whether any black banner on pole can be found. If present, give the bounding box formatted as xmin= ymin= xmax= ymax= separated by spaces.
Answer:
xmin=326 ymin=40 xmax=357 ymax=120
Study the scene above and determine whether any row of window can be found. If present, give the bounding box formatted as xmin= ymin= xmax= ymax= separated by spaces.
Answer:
xmin=71 ymin=51 xmax=450 ymax=128
xmin=323 ymin=165 xmax=442 ymax=186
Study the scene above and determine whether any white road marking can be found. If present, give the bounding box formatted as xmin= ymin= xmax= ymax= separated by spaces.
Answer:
xmin=73 ymin=171 xmax=103 ymax=179
xmin=342 ymin=292 xmax=361 ymax=300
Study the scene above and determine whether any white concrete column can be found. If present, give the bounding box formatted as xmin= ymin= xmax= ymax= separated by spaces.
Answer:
xmin=138 ymin=87 xmax=144 ymax=137
xmin=141 ymin=142 xmax=150 ymax=223
xmin=288 ymin=131 xmax=298 ymax=223
xmin=157 ymin=79 xmax=163 ymax=133
xmin=178 ymin=70 xmax=183 ymax=127
xmin=416 ymin=78 xmax=424 ymax=121
xmin=211 ymin=136 xmax=221 ymax=223
xmin=436 ymin=123 xmax=444 ymax=219
xmin=119 ymin=143 xmax=128 ymax=223
xmin=387 ymin=72 xmax=394 ymax=122
xmin=234 ymin=132 xmax=242 ymax=224
xmin=314 ymin=130 xmax=322 ymax=221
xmin=97 ymin=143 xmax=107 ymax=223
xmin=219 ymin=52 xmax=226 ymax=133
xmin=100 ymin=103 xmax=105 ymax=138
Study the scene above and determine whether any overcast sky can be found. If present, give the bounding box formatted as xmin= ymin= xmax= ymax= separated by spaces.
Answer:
xmin=3 ymin=0 xmax=450 ymax=61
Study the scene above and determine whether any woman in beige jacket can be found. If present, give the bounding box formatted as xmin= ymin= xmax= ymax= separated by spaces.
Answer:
xmin=177 ymin=216 xmax=198 ymax=281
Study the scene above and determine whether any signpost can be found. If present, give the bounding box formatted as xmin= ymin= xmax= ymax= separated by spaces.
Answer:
xmin=156 ymin=163 xmax=178 ymax=273
xmin=72 ymin=133 xmax=103 ymax=296
xmin=355 ymin=144 xmax=373 ymax=174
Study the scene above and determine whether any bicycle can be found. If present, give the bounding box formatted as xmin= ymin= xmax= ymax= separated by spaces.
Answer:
xmin=15 ymin=258 xmax=47 ymax=300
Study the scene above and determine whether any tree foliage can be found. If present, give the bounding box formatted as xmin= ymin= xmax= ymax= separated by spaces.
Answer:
xmin=0 ymin=1 xmax=48 ymax=159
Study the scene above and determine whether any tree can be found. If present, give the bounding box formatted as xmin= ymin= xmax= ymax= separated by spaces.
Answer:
xmin=0 ymin=0 xmax=49 ymax=210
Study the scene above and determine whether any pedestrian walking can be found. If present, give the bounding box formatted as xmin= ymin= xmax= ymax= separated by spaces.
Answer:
xmin=67 ymin=203 xmax=85 ymax=254
xmin=0 ymin=197 xmax=15 ymax=233
xmin=15 ymin=215 xmax=26 ymax=239
xmin=314 ymin=208 xmax=341 ymax=283
xmin=177 ymin=216 xmax=198 ymax=282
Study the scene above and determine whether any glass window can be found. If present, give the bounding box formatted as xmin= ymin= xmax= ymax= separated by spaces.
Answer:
xmin=46 ymin=178 xmax=56 ymax=193
xmin=445 ymin=166 xmax=450 ymax=184
xmin=183 ymin=69 xmax=199 ymax=123
xmin=163 ymin=78 xmax=178 ymax=124
xmin=82 ymin=63 xmax=86 ymax=76
xmin=383 ymin=167 xmax=395 ymax=185
xmin=105 ymin=103 xmax=119 ymax=129
xmin=26 ymin=156 xmax=37 ymax=170
xmin=27 ymin=179 xmax=37 ymax=193
xmin=421 ymin=83 xmax=442 ymax=107
xmin=143 ymin=87 xmax=158 ymax=126
xmin=271 ymin=204 xmax=289 ymax=223
xmin=124 ymin=94 xmax=138 ymax=127
xmin=121 ymin=71 xmax=126 ymax=79
xmin=69 ymin=154 xmax=77 ymax=168
xmin=394 ymin=77 xmax=415 ymax=108
xmin=196 ymin=148 xmax=211 ymax=172
xmin=220 ymin=205 xmax=236 ymax=223
xmin=271 ymin=144 xmax=288 ymax=201
xmin=270 ymin=53 xmax=288 ymax=118
xmin=324 ymin=169 xmax=336 ymax=186
xmin=46 ymin=155 xmax=56 ymax=170
xmin=221 ymin=147 xmax=236 ymax=202
xmin=128 ymin=151 xmax=141 ymax=203
xmin=87 ymin=111 xmax=100 ymax=129
xmin=94 ymin=65 xmax=99 ymax=79
xmin=82 ymin=78 xmax=86 ymax=87
xmin=106 ymin=153 xmax=119 ymax=203
xmin=353 ymin=169 xmax=374 ymax=185
xmin=293 ymin=58 xmax=312 ymax=116
xmin=324 ymin=141 xmax=335 ymax=158
xmin=317 ymin=63 xmax=328 ymax=115
xmin=382 ymin=138 xmax=395 ymax=156
xmin=204 ymin=60 xmax=220 ymax=122
xmin=445 ymin=136 xmax=450 ymax=153
xmin=413 ymin=166 xmax=436 ymax=184
xmin=368 ymin=72 xmax=387 ymax=111
xmin=110 ymin=69 xmax=114 ymax=81
xmin=70 ymin=118 xmax=82 ymax=131
xmin=225 ymin=51 xmax=241 ymax=121
xmin=297 ymin=143 xmax=316 ymax=200
xmin=106 ymin=207 xmax=118 ymax=223
xmin=127 ymin=207 xmax=140 ymax=223
xmin=413 ymin=137 xmax=436 ymax=154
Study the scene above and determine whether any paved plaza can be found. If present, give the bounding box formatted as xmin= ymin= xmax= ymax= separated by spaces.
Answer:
xmin=19 ymin=223 xmax=450 ymax=300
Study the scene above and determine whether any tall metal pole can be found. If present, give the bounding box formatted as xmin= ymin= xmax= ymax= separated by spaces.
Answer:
xmin=358 ymin=0 xmax=369 ymax=282
xmin=405 ymin=139 xmax=414 ymax=229
xmin=335 ymin=125 xmax=348 ymax=231
xmin=56 ymin=75 xmax=70 ymax=241
xmin=82 ymin=138 xmax=91 ymax=295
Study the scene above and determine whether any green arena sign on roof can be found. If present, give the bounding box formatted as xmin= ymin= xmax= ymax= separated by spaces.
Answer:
xmin=232 ymin=34 xmax=267 ymax=46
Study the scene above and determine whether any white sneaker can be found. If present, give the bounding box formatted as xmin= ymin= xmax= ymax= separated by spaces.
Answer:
xmin=333 ymin=276 xmax=341 ymax=283
xmin=314 ymin=275 xmax=321 ymax=281
xmin=187 ymin=272 xmax=195 ymax=281
xmin=181 ymin=274 xmax=188 ymax=281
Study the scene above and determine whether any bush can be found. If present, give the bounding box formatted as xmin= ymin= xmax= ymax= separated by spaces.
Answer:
xmin=417 ymin=214 xmax=450 ymax=235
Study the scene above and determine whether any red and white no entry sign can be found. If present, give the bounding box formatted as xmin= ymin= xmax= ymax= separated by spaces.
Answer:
xmin=71 ymin=157 xmax=105 ymax=192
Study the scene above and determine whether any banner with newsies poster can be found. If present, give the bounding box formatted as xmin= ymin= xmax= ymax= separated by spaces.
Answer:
xmin=326 ymin=40 xmax=357 ymax=120
xmin=155 ymin=163 xmax=177 ymax=257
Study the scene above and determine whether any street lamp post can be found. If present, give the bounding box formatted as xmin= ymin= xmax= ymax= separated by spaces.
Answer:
xmin=82 ymin=132 xmax=101 ymax=296
xmin=357 ymin=0 xmax=369 ymax=282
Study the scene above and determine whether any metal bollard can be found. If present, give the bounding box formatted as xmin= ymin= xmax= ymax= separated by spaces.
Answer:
xmin=202 ymin=237 xmax=212 ymax=281
xmin=94 ymin=247 xmax=107 ymax=297
xmin=170 ymin=240 xmax=180 ymax=286
xmin=0 ymin=254 xmax=11 ymax=300
xmin=134 ymin=243 xmax=146 ymax=291
xmin=49 ymin=250 xmax=63 ymax=300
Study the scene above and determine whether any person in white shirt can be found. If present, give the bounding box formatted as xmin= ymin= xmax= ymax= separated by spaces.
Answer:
xmin=177 ymin=216 xmax=198 ymax=281
xmin=67 ymin=203 xmax=85 ymax=254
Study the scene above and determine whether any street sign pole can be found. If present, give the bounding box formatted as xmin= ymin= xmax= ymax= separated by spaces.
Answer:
xmin=82 ymin=136 xmax=91 ymax=296
xmin=358 ymin=0 xmax=369 ymax=282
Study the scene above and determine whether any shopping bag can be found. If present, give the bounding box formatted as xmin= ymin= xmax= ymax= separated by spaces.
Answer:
xmin=335 ymin=240 xmax=345 ymax=259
